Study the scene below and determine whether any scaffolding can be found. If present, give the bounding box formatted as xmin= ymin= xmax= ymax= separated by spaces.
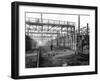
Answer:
xmin=25 ymin=17 xmax=76 ymax=50
xmin=25 ymin=12 xmax=90 ymax=67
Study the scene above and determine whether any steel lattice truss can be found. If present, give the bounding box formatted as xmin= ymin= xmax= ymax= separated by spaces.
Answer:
xmin=25 ymin=16 xmax=89 ymax=51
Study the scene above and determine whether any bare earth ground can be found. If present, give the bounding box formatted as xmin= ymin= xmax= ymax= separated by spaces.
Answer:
xmin=25 ymin=46 xmax=89 ymax=68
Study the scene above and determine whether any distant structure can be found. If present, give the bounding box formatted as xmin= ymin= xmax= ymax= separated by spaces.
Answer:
xmin=25 ymin=13 xmax=89 ymax=52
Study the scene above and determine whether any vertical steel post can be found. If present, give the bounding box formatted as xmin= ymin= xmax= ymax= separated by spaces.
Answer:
xmin=71 ymin=27 xmax=73 ymax=49
xmin=71 ymin=27 xmax=72 ymax=49
xmin=78 ymin=15 xmax=80 ymax=35
xmin=77 ymin=15 xmax=81 ymax=54
xmin=67 ymin=22 xmax=69 ymax=47
xmin=59 ymin=20 xmax=61 ymax=47
xmin=74 ymin=26 xmax=75 ymax=50
xmin=87 ymin=23 xmax=89 ymax=35
xmin=63 ymin=22 xmax=66 ymax=47
xmin=61 ymin=23 xmax=63 ymax=47
xmin=69 ymin=25 xmax=71 ymax=48
xmin=37 ymin=13 xmax=43 ymax=67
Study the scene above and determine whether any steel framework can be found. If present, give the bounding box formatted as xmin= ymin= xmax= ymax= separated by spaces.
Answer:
xmin=25 ymin=12 xmax=90 ymax=67
xmin=25 ymin=17 xmax=76 ymax=50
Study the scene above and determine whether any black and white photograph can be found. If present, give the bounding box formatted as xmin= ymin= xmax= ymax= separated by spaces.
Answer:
xmin=25 ymin=12 xmax=90 ymax=68
xmin=11 ymin=2 xmax=97 ymax=79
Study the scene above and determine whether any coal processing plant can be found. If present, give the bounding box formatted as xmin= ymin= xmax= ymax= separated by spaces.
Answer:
xmin=25 ymin=12 xmax=90 ymax=68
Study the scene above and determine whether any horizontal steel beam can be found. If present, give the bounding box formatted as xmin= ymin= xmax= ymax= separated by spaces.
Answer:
xmin=26 ymin=22 xmax=75 ymax=28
